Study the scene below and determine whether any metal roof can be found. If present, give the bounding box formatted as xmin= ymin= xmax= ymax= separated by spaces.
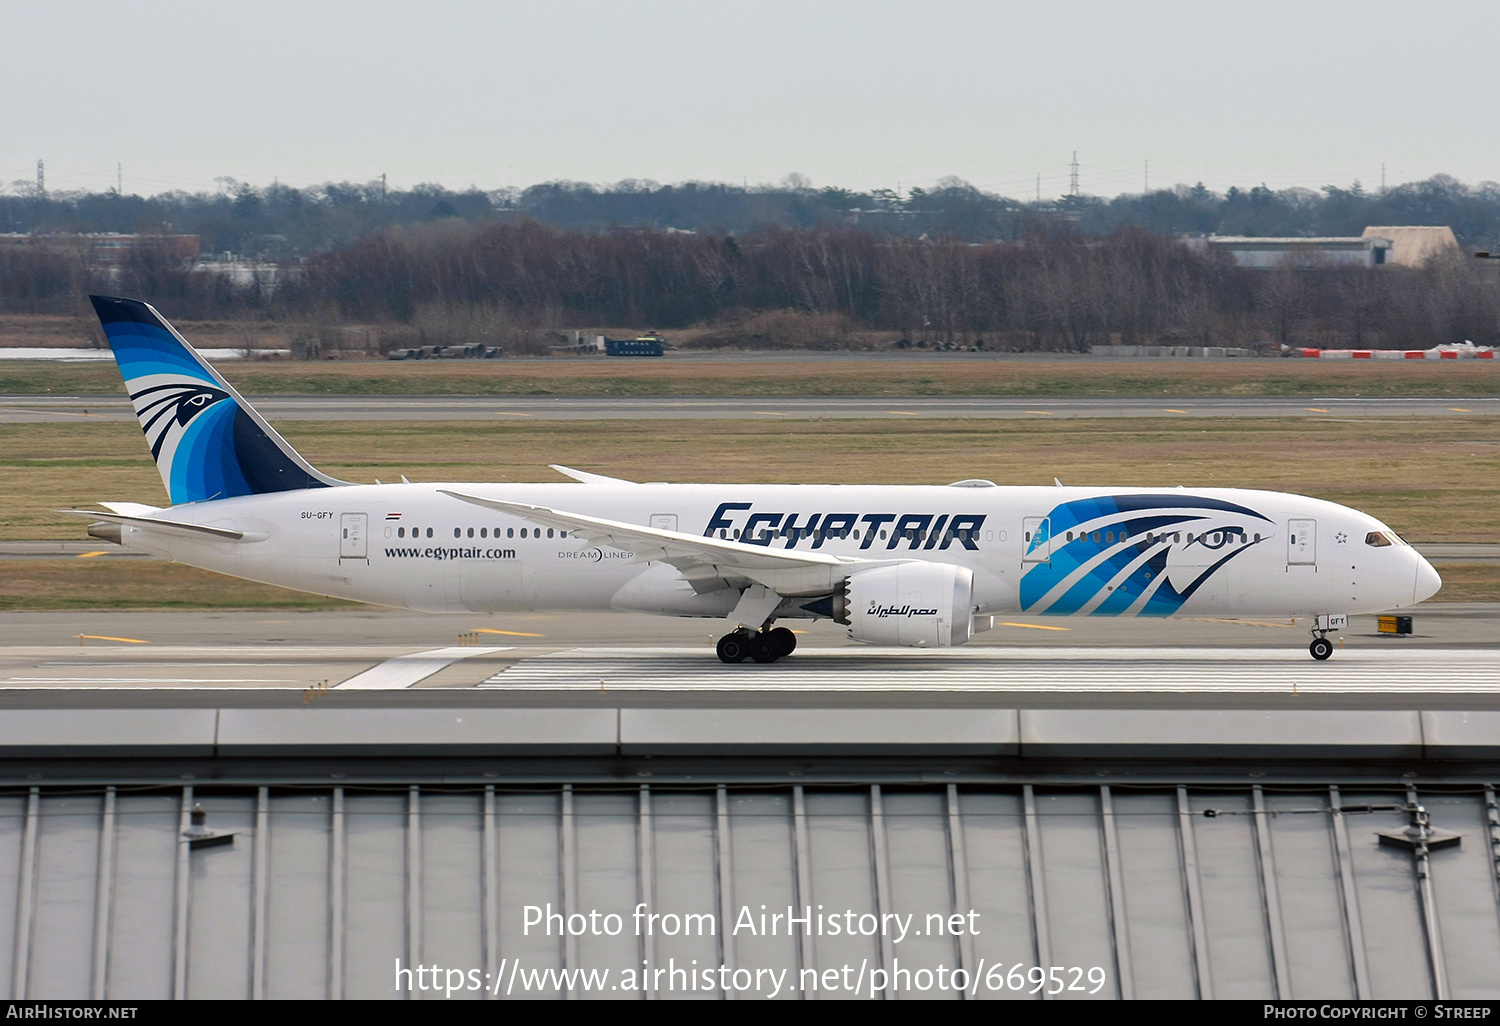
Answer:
xmin=1207 ymin=236 xmax=1385 ymax=248
xmin=3 ymin=705 xmax=1499 ymax=1001
xmin=1362 ymin=226 xmax=1461 ymax=267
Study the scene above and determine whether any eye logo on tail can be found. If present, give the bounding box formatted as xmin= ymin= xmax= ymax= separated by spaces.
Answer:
xmin=132 ymin=382 xmax=233 ymax=460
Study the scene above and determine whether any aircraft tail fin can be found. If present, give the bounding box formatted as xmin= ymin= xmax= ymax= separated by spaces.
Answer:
xmin=89 ymin=296 xmax=344 ymax=504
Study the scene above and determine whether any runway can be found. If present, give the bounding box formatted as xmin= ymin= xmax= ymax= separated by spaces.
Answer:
xmin=0 ymin=607 xmax=1494 ymax=709
xmin=4 ymin=394 xmax=1497 ymax=422
xmin=482 ymin=645 xmax=1499 ymax=695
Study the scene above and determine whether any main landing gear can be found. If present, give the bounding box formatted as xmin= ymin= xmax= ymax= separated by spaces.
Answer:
xmin=716 ymin=626 xmax=797 ymax=664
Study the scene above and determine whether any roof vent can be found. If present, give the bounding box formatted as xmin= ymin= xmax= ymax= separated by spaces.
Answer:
xmin=183 ymin=804 xmax=236 ymax=851
xmin=947 ymin=479 xmax=997 ymax=488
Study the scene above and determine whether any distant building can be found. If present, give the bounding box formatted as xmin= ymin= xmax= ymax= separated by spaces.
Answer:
xmin=1199 ymin=235 xmax=1391 ymax=270
xmin=1360 ymin=226 xmax=1460 ymax=267
xmin=0 ymin=232 xmax=200 ymax=265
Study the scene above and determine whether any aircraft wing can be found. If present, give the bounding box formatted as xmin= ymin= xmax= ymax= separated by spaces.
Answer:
xmin=439 ymin=489 xmax=864 ymax=594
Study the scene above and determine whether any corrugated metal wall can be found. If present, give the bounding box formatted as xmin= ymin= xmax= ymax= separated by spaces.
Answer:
xmin=3 ymin=782 xmax=1499 ymax=1000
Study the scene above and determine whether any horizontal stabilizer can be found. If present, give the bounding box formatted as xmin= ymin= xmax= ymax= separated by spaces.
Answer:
xmin=55 ymin=508 xmax=246 ymax=540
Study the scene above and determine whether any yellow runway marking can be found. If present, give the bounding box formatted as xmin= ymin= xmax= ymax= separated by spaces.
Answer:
xmin=77 ymin=634 xmax=148 ymax=644
xmin=995 ymin=622 xmax=1071 ymax=631
xmin=1451 ymin=407 xmax=1471 ymax=412
xmin=1184 ymin=617 xmax=1298 ymax=629
xmin=494 ymin=412 xmax=532 ymax=417
xmin=1305 ymin=407 xmax=1330 ymax=413
xmin=1023 ymin=410 xmax=1054 ymax=416
xmin=474 ymin=627 xmax=545 ymax=638
xmin=754 ymin=411 xmax=788 ymax=416
xmin=1164 ymin=408 xmax=1189 ymax=414
xmin=76 ymin=551 xmax=108 ymax=558
xmin=886 ymin=411 xmax=920 ymax=416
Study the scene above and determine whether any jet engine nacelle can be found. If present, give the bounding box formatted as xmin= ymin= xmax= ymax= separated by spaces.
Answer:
xmin=845 ymin=562 xmax=975 ymax=647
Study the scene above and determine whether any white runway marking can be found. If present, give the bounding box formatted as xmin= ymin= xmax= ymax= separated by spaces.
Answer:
xmin=482 ymin=646 xmax=1500 ymax=693
xmin=336 ymin=646 xmax=511 ymax=690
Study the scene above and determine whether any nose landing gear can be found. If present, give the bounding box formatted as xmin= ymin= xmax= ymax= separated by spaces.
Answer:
xmin=716 ymin=625 xmax=797 ymax=664
xmin=1308 ymin=613 xmax=1346 ymax=660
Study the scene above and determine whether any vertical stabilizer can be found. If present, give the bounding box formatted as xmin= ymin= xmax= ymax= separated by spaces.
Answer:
xmin=89 ymin=295 xmax=343 ymax=504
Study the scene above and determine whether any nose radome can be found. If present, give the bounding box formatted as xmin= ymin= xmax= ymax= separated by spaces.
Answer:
xmin=1414 ymin=557 xmax=1442 ymax=604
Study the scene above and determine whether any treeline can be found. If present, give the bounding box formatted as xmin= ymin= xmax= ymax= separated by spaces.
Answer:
xmin=293 ymin=221 xmax=1498 ymax=351
xmin=8 ymin=220 xmax=1493 ymax=353
xmin=3 ymin=173 xmax=1500 ymax=256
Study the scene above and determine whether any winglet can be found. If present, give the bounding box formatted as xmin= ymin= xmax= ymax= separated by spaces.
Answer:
xmin=550 ymin=465 xmax=635 ymax=485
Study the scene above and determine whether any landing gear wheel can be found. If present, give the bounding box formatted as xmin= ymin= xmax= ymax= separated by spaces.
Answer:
xmin=768 ymin=627 xmax=797 ymax=658
xmin=716 ymin=632 xmax=751 ymax=664
xmin=751 ymin=633 xmax=781 ymax=663
xmin=1309 ymin=637 xmax=1334 ymax=661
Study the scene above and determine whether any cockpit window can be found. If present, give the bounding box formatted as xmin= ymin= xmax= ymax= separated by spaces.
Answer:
xmin=1365 ymin=531 xmax=1393 ymax=547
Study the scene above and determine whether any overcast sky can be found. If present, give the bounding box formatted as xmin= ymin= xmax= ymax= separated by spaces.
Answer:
xmin=4 ymin=0 xmax=1497 ymax=200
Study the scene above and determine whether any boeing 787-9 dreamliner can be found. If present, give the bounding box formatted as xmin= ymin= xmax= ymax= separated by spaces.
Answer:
xmin=62 ymin=296 xmax=1441 ymax=663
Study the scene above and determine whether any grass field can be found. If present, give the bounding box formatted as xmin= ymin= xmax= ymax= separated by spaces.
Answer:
xmin=3 ymin=414 xmax=1496 ymax=606
xmin=4 ymin=414 xmax=1495 ymax=542
xmin=0 ymin=561 xmax=359 ymax=611
xmin=3 ymin=353 xmax=1499 ymax=398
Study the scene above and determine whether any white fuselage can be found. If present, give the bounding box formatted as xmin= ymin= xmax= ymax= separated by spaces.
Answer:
xmin=112 ymin=481 xmax=1440 ymax=626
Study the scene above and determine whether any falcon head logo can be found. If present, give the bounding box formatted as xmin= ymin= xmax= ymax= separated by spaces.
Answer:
xmin=131 ymin=382 xmax=233 ymax=460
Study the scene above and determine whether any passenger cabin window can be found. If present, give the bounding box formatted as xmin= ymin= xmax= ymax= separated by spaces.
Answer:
xmin=1365 ymin=531 xmax=1393 ymax=547
xmin=426 ymin=528 xmax=433 ymax=538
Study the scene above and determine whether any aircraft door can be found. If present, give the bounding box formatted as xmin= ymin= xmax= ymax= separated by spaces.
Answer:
xmin=650 ymin=513 xmax=679 ymax=532
xmin=1022 ymin=517 xmax=1051 ymax=563
xmin=1287 ymin=519 xmax=1316 ymax=565
xmin=340 ymin=513 xmax=367 ymax=561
